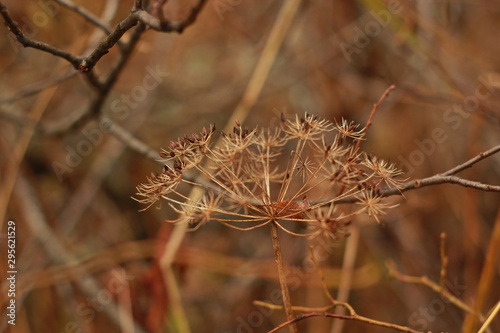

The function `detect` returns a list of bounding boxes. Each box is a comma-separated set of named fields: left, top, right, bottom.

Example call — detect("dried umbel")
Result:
left=135, top=113, right=403, bottom=240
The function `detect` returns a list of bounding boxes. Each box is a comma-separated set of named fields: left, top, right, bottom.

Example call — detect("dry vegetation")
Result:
left=1, top=1, right=500, bottom=333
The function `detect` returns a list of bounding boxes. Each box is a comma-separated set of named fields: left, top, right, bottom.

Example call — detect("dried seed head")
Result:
left=136, top=113, right=401, bottom=235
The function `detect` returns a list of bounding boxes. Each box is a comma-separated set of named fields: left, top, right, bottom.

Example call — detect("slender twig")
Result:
left=309, top=246, right=336, bottom=305
left=255, top=301, right=335, bottom=313
left=478, top=301, right=500, bottom=333
left=259, top=242, right=416, bottom=333
left=43, top=22, right=146, bottom=134
left=79, top=1, right=207, bottom=72
left=463, top=206, right=500, bottom=333
left=395, top=172, right=500, bottom=194
left=133, top=0, right=207, bottom=33
left=0, top=71, right=77, bottom=104
left=334, top=143, right=500, bottom=204
left=1, top=1, right=206, bottom=72
left=54, top=0, right=114, bottom=34
left=439, top=233, right=448, bottom=292
left=267, top=311, right=424, bottom=333
left=330, top=227, right=360, bottom=333
left=77, top=14, right=139, bottom=72
left=354, top=85, right=396, bottom=151
left=386, top=260, right=484, bottom=321
left=104, top=118, right=159, bottom=161
left=0, top=2, right=82, bottom=67
left=270, top=221, right=298, bottom=333
left=442, top=144, right=500, bottom=176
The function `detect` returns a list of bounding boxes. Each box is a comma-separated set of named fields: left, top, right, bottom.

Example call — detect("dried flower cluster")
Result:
left=135, top=113, right=404, bottom=241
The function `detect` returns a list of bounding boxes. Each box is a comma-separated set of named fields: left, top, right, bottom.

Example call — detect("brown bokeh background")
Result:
left=1, top=0, right=500, bottom=332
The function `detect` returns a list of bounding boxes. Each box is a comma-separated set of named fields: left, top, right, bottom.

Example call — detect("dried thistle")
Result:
left=135, top=113, right=403, bottom=238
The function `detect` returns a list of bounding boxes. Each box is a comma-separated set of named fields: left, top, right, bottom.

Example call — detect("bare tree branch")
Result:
left=0, top=71, right=77, bottom=104
left=0, top=2, right=82, bottom=67
left=43, top=23, right=146, bottom=135
left=390, top=144, right=500, bottom=194
left=135, top=0, right=207, bottom=33
left=78, top=0, right=207, bottom=72
left=54, top=0, right=114, bottom=34
left=442, top=144, right=500, bottom=176
left=336, top=144, right=500, bottom=204
left=1, top=0, right=207, bottom=72
left=77, top=14, right=139, bottom=72
left=354, top=85, right=396, bottom=151
left=267, top=311, right=424, bottom=333
left=104, top=118, right=159, bottom=162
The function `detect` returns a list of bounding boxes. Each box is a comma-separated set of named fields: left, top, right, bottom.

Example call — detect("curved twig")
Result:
left=0, top=0, right=207, bottom=72
left=267, top=311, right=424, bottom=333
left=0, top=2, right=82, bottom=67
left=54, top=0, right=114, bottom=34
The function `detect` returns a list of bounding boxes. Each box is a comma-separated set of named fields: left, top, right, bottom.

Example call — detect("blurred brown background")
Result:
left=1, top=0, right=500, bottom=332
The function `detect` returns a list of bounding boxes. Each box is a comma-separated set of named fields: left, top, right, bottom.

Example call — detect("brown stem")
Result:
left=270, top=220, right=297, bottom=333
left=267, top=312, right=425, bottom=333
left=354, top=85, right=396, bottom=151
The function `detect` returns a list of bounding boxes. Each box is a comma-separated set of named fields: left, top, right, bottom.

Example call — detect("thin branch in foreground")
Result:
left=335, top=143, right=500, bottom=204
left=309, top=246, right=337, bottom=305
left=0, top=2, right=82, bottom=67
left=77, top=13, right=139, bottom=72
left=54, top=0, right=114, bottom=34
left=478, top=300, right=500, bottom=333
left=386, top=260, right=484, bottom=321
left=260, top=244, right=421, bottom=333
left=264, top=310, right=424, bottom=333
left=79, top=0, right=207, bottom=72
left=133, top=0, right=207, bottom=33
left=42, top=22, right=146, bottom=135
left=439, top=232, right=448, bottom=292
left=104, top=118, right=159, bottom=162
left=442, top=143, right=500, bottom=176
left=354, top=84, right=396, bottom=151
left=0, top=71, right=77, bottom=104
left=395, top=169, right=500, bottom=194
left=1, top=1, right=207, bottom=72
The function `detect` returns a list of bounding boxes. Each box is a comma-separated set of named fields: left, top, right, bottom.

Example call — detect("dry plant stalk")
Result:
left=135, top=112, right=404, bottom=329
left=256, top=246, right=425, bottom=333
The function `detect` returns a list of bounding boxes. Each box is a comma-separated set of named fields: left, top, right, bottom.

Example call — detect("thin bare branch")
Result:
left=267, top=311, right=424, bottom=333
left=54, top=0, right=114, bottom=34
left=104, top=118, right=160, bottom=162
left=0, top=2, right=82, bottom=67
left=439, top=232, right=448, bottom=292
left=336, top=143, right=500, bottom=204
left=77, top=14, right=139, bottom=72
left=354, top=85, right=396, bottom=151
left=43, top=22, right=146, bottom=135
left=79, top=1, right=207, bottom=72
left=0, top=71, right=77, bottom=104
left=442, top=144, right=500, bottom=176
left=1, top=0, right=206, bottom=73
left=270, top=221, right=298, bottom=333
left=386, top=260, right=484, bottom=321
left=134, top=0, right=207, bottom=33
